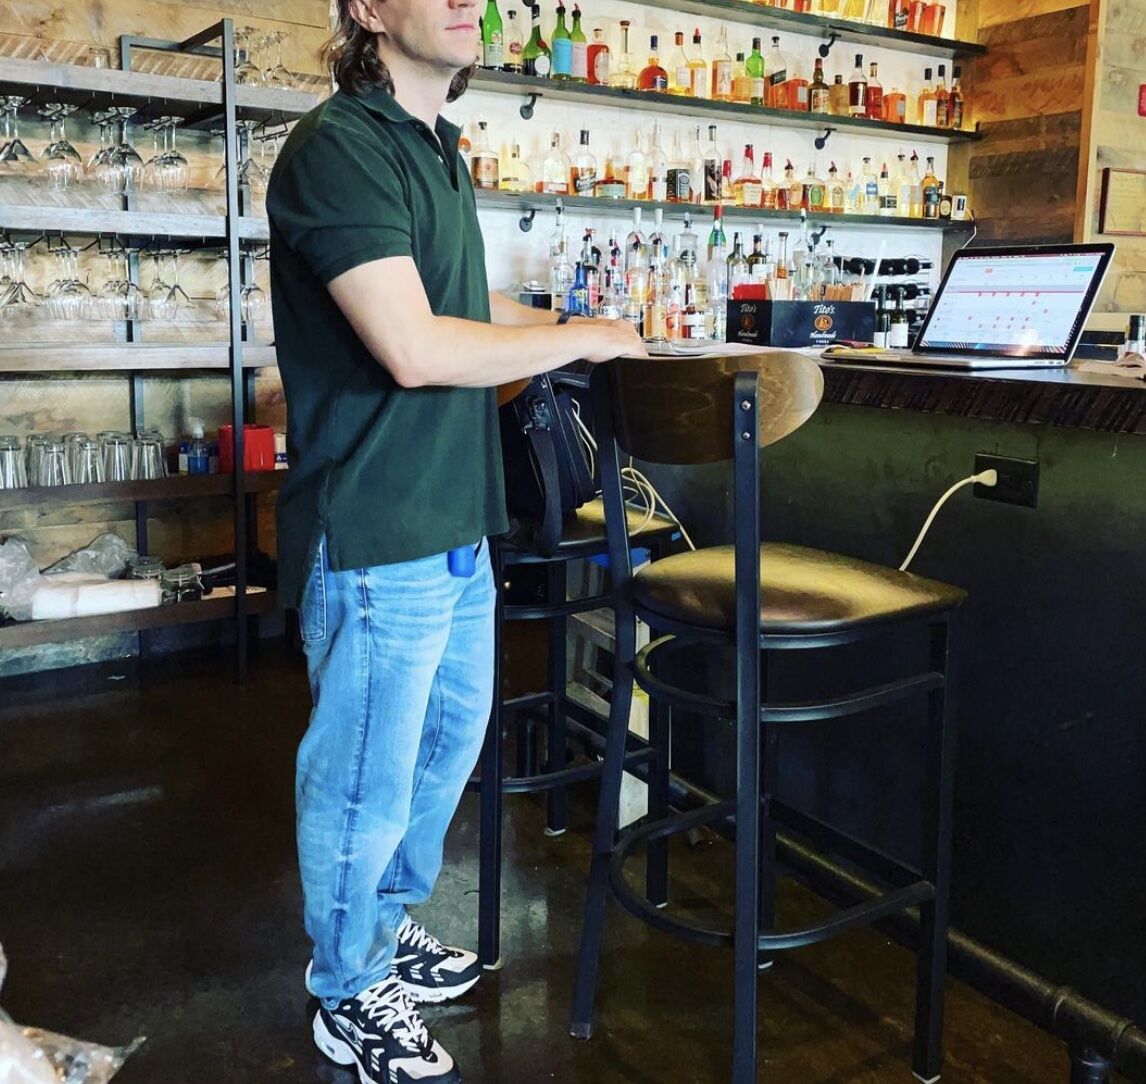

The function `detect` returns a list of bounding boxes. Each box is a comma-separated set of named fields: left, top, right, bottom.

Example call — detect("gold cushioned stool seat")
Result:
left=505, top=498, right=677, bottom=556
left=631, top=542, right=967, bottom=636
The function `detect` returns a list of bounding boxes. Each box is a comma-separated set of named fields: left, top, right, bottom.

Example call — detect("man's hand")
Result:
left=577, top=319, right=648, bottom=362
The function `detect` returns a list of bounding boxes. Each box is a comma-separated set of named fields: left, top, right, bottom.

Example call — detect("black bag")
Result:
left=499, top=369, right=596, bottom=556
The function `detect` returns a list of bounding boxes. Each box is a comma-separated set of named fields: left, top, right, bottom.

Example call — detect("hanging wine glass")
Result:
left=40, top=104, right=84, bottom=193
left=96, top=244, right=143, bottom=321
left=101, top=106, right=144, bottom=194
left=262, top=31, right=290, bottom=87
left=233, top=26, right=262, bottom=85
left=0, top=240, right=41, bottom=327
left=44, top=243, right=92, bottom=320
left=213, top=120, right=269, bottom=195
left=0, top=97, right=38, bottom=174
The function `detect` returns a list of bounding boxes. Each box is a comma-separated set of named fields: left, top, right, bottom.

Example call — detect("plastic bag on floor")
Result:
left=0, top=944, right=144, bottom=1083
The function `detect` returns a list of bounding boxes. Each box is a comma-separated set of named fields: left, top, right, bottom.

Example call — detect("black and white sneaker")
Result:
left=312, top=976, right=461, bottom=1084
left=391, top=917, right=481, bottom=1005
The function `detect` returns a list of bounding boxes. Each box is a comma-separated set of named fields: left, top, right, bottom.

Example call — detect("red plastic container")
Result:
left=218, top=424, right=276, bottom=473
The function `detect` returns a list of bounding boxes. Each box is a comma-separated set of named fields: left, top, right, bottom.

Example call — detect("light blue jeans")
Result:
left=296, top=537, right=495, bottom=1008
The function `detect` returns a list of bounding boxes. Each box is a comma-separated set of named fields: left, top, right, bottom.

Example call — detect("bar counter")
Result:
left=651, top=352, right=1146, bottom=1030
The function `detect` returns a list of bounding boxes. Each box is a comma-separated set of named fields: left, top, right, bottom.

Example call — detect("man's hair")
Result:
left=322, top=0, right=475, bottom=100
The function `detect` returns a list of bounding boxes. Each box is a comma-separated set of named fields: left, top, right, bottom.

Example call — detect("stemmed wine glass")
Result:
left=213, top=120, right=270, bottom=196
left=96, top=243, right=144, bottom=321
left=44, top=243, right=92, bottom=320
left=149, top=249, right=196, bottom=321
left=0, top=240, right=41, bottom=326
left=143, top=117, right=190, bottom=191
left=0, top=97, right=37, bottom=173
left=262, top=31, right=290, bottom=87
left=100, top=107, right=144, bottom=194
left=39, top=104, right=84, bottom=192
left=230, top=26, right=262, bottom=84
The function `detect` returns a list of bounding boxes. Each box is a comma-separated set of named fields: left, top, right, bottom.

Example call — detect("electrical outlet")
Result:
left=974, top=453, right=1039, bottom=508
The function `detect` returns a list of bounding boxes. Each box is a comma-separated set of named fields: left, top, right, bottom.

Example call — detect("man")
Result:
left=267, top=0, right=645, bottom=1081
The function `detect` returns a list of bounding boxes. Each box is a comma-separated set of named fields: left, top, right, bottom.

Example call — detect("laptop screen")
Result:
left=915, top=246, right=1114, bottom=359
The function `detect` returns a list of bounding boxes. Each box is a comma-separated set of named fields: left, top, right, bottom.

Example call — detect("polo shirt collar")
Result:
left=356, top=84, right=462, bottom=145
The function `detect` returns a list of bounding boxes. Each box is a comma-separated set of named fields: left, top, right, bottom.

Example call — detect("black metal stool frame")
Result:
left=477, top=514, right=677, bottom=970
left=570, top=361, right=959, bottom=1084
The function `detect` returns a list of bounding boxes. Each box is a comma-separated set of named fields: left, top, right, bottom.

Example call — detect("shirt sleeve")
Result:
left=267, top=125, right=413, bottom=285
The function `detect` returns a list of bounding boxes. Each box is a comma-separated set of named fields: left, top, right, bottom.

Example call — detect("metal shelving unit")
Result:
left=616, top=0, right=985, bottom=59
left=0, top=23, right=316, bottom=678
left=475, top=188, right=974, bottom=234
left=470, top=70, right=980, bottom=148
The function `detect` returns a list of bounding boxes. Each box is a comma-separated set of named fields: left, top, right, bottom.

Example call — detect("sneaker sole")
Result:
left=306, top=963, right=480, bottom=1005
left=312, top=1012, right=364, bottom=1078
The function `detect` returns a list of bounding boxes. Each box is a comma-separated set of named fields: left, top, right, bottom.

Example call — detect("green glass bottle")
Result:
left=522, top=4, right=551, bottom=78
left=481, top=0, right=504, bottom=70
left=746, top=37, right=766, bottom=106
left=569, top=4, right=588, bottom=83
left=551, top=3, right=573, bottom=80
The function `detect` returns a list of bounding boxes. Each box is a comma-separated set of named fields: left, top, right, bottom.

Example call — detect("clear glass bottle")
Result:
left=828, top=73, right=850, bottom=116
left=748, top=232, right=769, bottom=282
left=638, top=34, right=669, bottom=91
left=678, top=211, right=700, bottom=271
left=731, top=52, right=752, bottom=104
left=848, top=53, right=868, bottom=117
left=706, top=204, right=727, bottom=262
left=540, top=130, right=571, bottom=194
left=625, top=128, right=649, bottom=199
left=549, top=205, right=573, bottom=309
left=688, top=28, right=709, bottom=99
left=878, top=160, right=897, bottom=216
left=587, top=26, right=610, bottom=85
left=918, top=67, right=938, bottom=126
left=609, top=20, right=638, bottom=89
left=766, top=36, right=788, bottom=108
left=668, top=31, right=691, bottom=95
left=710, top=26, right=734, bottom=101
left=761, top=151, right=778, bottom=210
left=647, top=122, right=669, bottom=202
left=503, top=9, right=524, bottom=74
left=810, top=57, right=831, bottom=114
left=571, top=128, right=598, bottom=196
left=733, top=144, right=762, bottom=207
left=703, top=124, right=722, bottom=203
left=727, top=232, right=751, bottom=294
left=935, top=63, right=951, bottom=128
left=861, top=156, right=880, bottom=214
left=667, top=130, right=690, bottom=203
left=500, top=141, right=533, bottom=193
left=883, top=83, right=907, bottom=124
left=866, top=62, right=883, bottom=120
left=469, top=120, right=499, bottom=190
left=624, top=207, right=648, bottom=277
left=950, top=65, right=965, bottom=129
left=827, top=162, right=846, bottom=213
left=689, top=125, right=706, bottom=204
left=921, top=155, right=942, bottom=219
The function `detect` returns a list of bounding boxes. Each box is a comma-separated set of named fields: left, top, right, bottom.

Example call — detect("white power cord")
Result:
left=900, top=469, right=997, bottom=572
left=569, top=401, right=697, bottom=552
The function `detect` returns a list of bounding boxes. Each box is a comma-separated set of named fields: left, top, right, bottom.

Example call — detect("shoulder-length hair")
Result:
left=322, top=1, right=475, bottom=100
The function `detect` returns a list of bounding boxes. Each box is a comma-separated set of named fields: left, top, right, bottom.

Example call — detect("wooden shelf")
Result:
left=470, top=70, right=980, bottom=146
left=0, top=471, right=286, bottom=513
left=0, top=56, right=319, bottom=125
left=475, top=189, right=973, bottom=233
left=0, top=343, right=277, bottom=374
left=619, top=0, right=985, bottom=59
left=0, top=587, right=277, bottom=650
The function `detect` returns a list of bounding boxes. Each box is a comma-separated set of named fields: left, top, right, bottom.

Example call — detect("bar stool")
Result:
left=477, top=498, right=679, bottom=969
left=570, top=352, right=967, bottom=1084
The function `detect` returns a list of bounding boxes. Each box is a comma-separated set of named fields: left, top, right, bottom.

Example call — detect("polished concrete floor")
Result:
left=0, top=645, right=1103, bottom=1083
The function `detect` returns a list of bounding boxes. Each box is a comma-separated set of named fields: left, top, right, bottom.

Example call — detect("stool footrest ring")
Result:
left=607, top=801, right=936, bottom=952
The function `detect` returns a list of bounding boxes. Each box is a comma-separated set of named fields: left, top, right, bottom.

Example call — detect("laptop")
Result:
left=825, top=243, right=1115, bottom=370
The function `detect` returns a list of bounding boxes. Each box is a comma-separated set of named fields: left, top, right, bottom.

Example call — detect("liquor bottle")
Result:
left=848, top=54, right=867, bottom=117
left=905, top=151, right=923, bottom=217
left=761, top=151, right=779, bottom=209
left=470, top=120, right=499, bottom=190
left=688, top=29, right=709, bottom=99
left=679, top=211, right=700, bottom=270
left=598, top=267, right=623, bottom=320
left=540, top=130, right=571, bottom=194
left=766, top=37, right=787, bottom=108
left=845, top=168, right=863, bottom=214
left=688, top=125, right=705, bottom=204
left=907, top=0, right=927, bottom=32
left=950, top=66, right=965, bottom=129
left=638, top=35, right=669, bottom=91
left=706, top=205, right=727, bottom=262
left=776, top=158, right=794, bottom=210
left=775, top=231, right=790, bottom=280
left=667, top=131, right=691, bottom=202
left=646, top=241, right=669, bottom=339
left=748, top=233, right=768, bottom=281
left=720, top=158, right=734, bottom=206
left=827, top=162, right=845, bottom=213
left=829, top=74, right=850, bottom=116
left=626, top=128, right=649, bottom=199
left=883, top=83, right=907, bottom=123
left=587, top=26, right=610, bottom=85
left=648, top=122, right=670, bottom=201
left=549, top=204, right=572, bottom=309
left=624, top=206, right=647, bottom=274
left=731, top=53, right=752, bottom=104
left=703, top=124, right=722, bottom=203
left=921, top=155, right=942, bottom=219
left=935, top=63, right=950, bottom=128
left=733, top=144, right=762, bottom=207
left=877, top=161, right=897, bottom=216
left=649, top=206, right=666, bottom=251
left=569, top=5, right=588, bottom=82
left=746, top=38, right=767, bottom=105
left=711, top=27, right=734, bottom=101
left=889, top=288, right=910, bottom=347
left=810, top=57, right=831, bottom=114
left=609, top=20, right=638, bottom=89
left=668, top=32, right=691, bottom=95
left=481, top=0, right=504, bottom=69
left=803, top=162, right=827, bottom=212
left=503, top=9, right=524, bottom=73
left=918, top=67, right=938, bottom=126
left=861, top=156, right=880, bottom=214
left=566, top=259, right=591, bottom=316
left=866, top=62, right=883, bottom=120
left=522, top=6, right=551, bottom=77
left=571, top=128, right=598, bottom=195
left=727, top=233, right=751, bottom=294
left=786, top=158, right=804, bottom=210
left=500, top=141, right=533, bottom=192
left=551, top=4, right=572, bottom=79
left=680, top=282, right=704, bottom=340
left=888, top=0, right=909, bottom=30
left=600, top=149, right=626, bottom=198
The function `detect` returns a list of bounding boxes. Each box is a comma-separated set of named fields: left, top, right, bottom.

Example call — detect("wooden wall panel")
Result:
left=1082, top=0, right=1146, bottom=315
left=946, top=0, right=1093, bottom=252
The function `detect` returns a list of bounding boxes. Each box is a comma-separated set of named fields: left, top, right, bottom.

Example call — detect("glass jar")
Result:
left=160, top=565, right=204, bottom=605
left=130, top=557, right=166, bottom=581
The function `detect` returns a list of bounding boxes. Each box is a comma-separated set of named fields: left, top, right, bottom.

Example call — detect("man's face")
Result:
left=349, top=0, right=480, bottom=73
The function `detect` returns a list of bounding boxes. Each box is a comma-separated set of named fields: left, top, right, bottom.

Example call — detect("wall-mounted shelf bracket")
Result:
left=818, top=31, right=841, bottom=59
left=519, top=93, right=540, bottom=121
left=518, top=209, right=537, bottom=232
left=814, top=127, right=836, bottom=151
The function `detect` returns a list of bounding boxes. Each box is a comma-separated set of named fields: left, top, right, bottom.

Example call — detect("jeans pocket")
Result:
left=299, top=543, right=327, bottom=643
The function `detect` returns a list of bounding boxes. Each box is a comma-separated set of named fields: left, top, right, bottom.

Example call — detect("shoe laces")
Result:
left=357, top=979, right=430, bottom=1054
left=398, top=917, right=446, bottom=956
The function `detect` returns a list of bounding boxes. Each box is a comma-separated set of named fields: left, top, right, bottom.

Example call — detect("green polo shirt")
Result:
left=267, top=85, right=508, bottom=608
